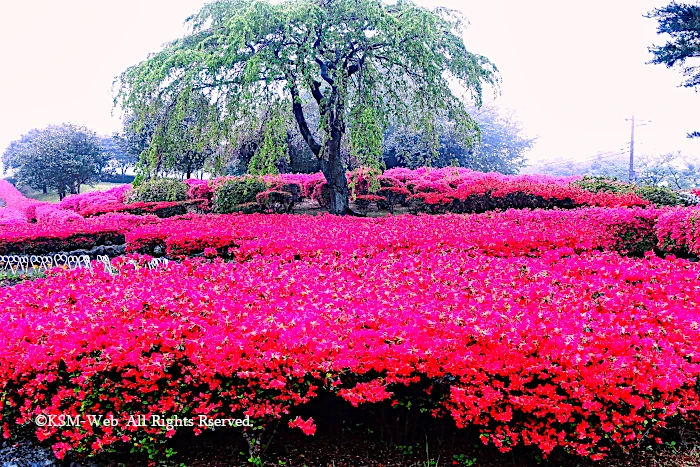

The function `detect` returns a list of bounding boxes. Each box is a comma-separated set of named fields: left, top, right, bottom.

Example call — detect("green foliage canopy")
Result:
left=647, top=2, right=700, bottom=138
left=2, top=124, right=106, bottom=199
left=116, top=0, right=498, bottom=213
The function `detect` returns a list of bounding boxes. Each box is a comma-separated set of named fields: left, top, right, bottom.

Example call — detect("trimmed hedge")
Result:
left=573, top=176, right=693, bottom=207
left=213, top=178, right=268, bottom=214
left=128, top=178, right=189, bottom=203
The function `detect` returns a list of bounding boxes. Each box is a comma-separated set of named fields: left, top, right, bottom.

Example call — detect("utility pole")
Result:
left=625, top=116, right=651, bottom=183
left=629, top=115, right=635, bottom=183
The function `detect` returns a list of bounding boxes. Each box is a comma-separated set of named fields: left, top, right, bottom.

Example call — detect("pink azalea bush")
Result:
left=183, top=179, right=212, bottom=201
left=656, top=206, right=700, bottom=254
left=58, top=185, right=132, bottom=215
left=0, top=207, right=27, bottom=226
left=34, top=205, right=84, bottom=224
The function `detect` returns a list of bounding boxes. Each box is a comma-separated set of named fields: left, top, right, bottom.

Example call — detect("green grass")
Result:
left=19, top=182, right=128, bottom=203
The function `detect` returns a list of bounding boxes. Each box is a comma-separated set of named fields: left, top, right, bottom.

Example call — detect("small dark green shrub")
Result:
left=213, top=178, right=268, bottom=214
left=634, top=185, right=680, bottom=206
left=256, top=190, right=294, bottom=213
left=275, top=182, right=303, bottom=202
left=574, top=176, right=688, bottom=207
left=128, top=178, right=188, bottom=203
left=354, top=194, right=385, bottom=214
left=311, top=182, right=331, bottom=208
left=572, top=176, right=634, bottom=194
left=377, top=187, right=410, bottom=213
left=233, top=202, right=265, bottom=214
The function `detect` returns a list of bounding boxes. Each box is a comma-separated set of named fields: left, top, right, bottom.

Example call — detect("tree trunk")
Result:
left=42, top=185, right=47, bottom=194
left=288, top=77, right=353, bottom=214
left=186, top=166, right=192, bottom=180
left=320, top=117, right=350, bottom=215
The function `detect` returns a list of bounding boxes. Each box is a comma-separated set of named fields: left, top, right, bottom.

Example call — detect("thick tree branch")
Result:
left=287, top=74, right=321, bottom=156
left=315, top=58, right=335, bottom=85
left=192, top=74, right=286, bottom=91
left=309, top=79, right=324, bottom=104
left=347, top=55, right=365, bottom=76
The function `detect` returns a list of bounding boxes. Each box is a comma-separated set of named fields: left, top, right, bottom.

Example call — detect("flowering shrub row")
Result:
left=0, top=214, right=158, bottom=255
left=0, top=168, right=669, bottom=226
left=0, top=182, right=134, bottom=227
left=217, top=168, right=652, bottom=212
left=0, top=180, right=43, bottom=225
left=2, top=250, right=700, bottom=461
left=383, top=168, right=651, bottom=211
left=3, top=176, right=700, bottom=260
left=124, top=208, right=659, bottom=259
left=6, top=203, right=700, bottom=260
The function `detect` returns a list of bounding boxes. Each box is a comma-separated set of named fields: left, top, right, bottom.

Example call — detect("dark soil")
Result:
left=62, top=424, right=700, bottom=467
left=291, top=200, right=411, bottom=217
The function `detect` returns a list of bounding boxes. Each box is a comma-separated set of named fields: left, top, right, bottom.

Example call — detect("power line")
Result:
left=541, top=148, right=629, bottom=166
left=625, top=116, right=651, bottom=183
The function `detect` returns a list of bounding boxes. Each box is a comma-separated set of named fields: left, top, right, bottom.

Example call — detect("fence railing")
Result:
left=95, top=255, right=169, bottom=275
left=0, top=254, right=169, bottom=276
left=0, top=254, right=91, bottom=275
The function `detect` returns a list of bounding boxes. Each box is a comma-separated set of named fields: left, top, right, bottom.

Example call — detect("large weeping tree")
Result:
left=115, top=0, right=498, bottom=214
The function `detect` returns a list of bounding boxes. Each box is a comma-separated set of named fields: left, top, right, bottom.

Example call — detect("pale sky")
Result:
left=1, top=0, right=698, bottom=166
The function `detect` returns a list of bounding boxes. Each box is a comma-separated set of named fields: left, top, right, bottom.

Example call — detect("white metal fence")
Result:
left=0, top=254, right=169, bottom=276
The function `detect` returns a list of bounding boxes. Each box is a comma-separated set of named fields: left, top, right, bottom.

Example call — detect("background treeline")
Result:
left=2, top=102, right=535, bottom=199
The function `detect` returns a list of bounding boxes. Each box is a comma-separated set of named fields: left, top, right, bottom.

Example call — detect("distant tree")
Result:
left=121, top=112, right=153, bottom=167
left=2, top=129, right=46, bottom=192
left=2, top=124, right=107, bottom=199
left=587, top=157, right=630, bottom=180
left=384, top=105, right=534, bottom=174
left=116, top=0, right=498, bottom=214
left=121, top=92, right=217, bottom=180
left=467, top=106, right=535, bottom=173
left=523, top=153, right=629, bottom=179
left=647, top=2, right=700, bottom=138
left=637, top=151, right=700, bottom=188
left=100, top=133, right=136, bottom=176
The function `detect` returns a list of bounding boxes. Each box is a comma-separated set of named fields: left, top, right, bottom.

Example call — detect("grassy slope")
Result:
left=17, top=182, right=126, bottom=203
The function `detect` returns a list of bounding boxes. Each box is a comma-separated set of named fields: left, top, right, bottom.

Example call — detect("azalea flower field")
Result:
left=2, top=169, right=700, bottom=464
